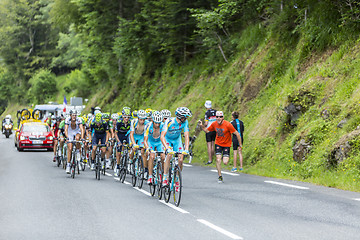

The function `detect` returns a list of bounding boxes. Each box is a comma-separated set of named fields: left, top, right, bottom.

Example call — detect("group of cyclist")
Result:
left=48, top=106, right=192, bottom=186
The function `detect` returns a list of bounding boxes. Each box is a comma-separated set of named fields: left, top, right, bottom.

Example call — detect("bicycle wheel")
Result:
left=173, top=166, right=182, bottom=207
left=164, top=185, right=171, bottom=203
left=57, top=156, right=61, bottom=167
left=119, top=155, right=127, bottom=183
left=156, top=162, right=163, bottom=200
left=131, top=160, right=136, bottom=187
left=77, top=160, right=80, bottom=174
left=137, top=156, right=144, bottom=189
left=71, top=158, right=75, bottom=179
left=149, top=168, right=156, bottom=197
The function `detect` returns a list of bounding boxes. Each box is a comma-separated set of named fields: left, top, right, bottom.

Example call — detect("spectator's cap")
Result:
left=216, top=111, right=224, bottom=117
left=205, top=100, right=212, bottom=108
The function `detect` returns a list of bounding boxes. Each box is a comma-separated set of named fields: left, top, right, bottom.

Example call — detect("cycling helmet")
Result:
left=56, top=117, right=61, bottom=122
left=51, top=115, right=56, bottom=120
left=175, top=107, right=192, bottom=119
left=145, top=108, right=152, bottom=117
left=95, top=113, right=102, bottom=123
left=87, top=113, right=93, bottom=119
left=111, top=113, right=119, bottom=120
left=69, top=110, right=76, bottom=115
left=5, top=115, right=11, bottom=119
left=122, top=107, right=131, bottom=116
left=102, top=113, right=110, bottom=121
left=160, top=109, right=171, bottom=118
left=132, top=110, right=138, bottom=118
left=94, top=109, right=101, bottom=115
left=94, top=106, right=101, bottom=111
left=137, top=109, right=147, bottom=119
left=152, top=111, right=163, bottom=124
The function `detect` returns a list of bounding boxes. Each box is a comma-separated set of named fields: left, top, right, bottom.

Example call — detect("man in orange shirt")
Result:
left=199, top=111, right=242, bottom=183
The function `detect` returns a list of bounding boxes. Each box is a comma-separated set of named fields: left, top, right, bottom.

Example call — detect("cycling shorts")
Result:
left=148, top=140, right=165, bottom=153
left=165, top=136, right=183, bottom=153
left=133, top=134, right=145, bottom=148
left=206, top=131, right=216, bottom=142
left=215, top=144, right=230, bottom=157
left=92, top=133, right=106, bottom=146
left=68, top=128, right=81, bottom=141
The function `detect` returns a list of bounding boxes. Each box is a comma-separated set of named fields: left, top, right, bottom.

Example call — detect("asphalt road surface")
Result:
left=1, top=134, right=360, bottom=240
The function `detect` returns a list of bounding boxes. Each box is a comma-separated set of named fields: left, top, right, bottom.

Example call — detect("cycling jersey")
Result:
left=52, top=123, right=59, bottom=138
left=145, top=122, right=164, bottom=152
left=163, top=117, right=189, bottom=140
left=90, top=120, right=109, bottom=135
left=115, top=120, right=130, bottom=143
left=163, top=117, right=189, bottom=152
left=58, top=120, right=66, bottom=136
left=65, top=116, right=83, bottom=140
left=130, top=119, right=149, bottom=147
left=205, top=109, right=217, bottom=127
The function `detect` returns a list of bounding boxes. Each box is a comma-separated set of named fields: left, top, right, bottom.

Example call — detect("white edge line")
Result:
left=133, top=187, right=151, bottom=197
left=124, top=181, right=131, bottom=185
left=353, top=198, right=360, bottom=201
left=159, top=200, right=189, bottom=214
left=210, top=170, right=239, bottom=176
left=183, top=164, right=193, bottom=167
left=105, top=172, right=113, bottom=177
left=197, top=219, right=243, bottom=240
left=265, top=181, right=309, bottom=190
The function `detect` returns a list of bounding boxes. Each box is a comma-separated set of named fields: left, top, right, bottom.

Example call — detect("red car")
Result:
left=15, top=121, right=54, bottom=151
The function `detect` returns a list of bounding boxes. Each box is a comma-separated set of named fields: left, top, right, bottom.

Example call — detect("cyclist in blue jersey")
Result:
left=144, top=111, right=165, bottom=185
left=89, top=113, right=109, bottom=170
left=129, top=109, right=149, bottom=174
left=160, top=107, right=192, bottom=186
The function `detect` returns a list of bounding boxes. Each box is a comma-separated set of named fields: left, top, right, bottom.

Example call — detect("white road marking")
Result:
left=183, top=164, right=192, bottom=167
left=105, top=172, right=113, bottom=177
left=353, top=198, right=360, bottom=201
left=159, top=200, right=189, bottom=214
left=265, top=181, right=309, bottom=190
left=114, top=177, right=120, bottom=181
left=124, top=181, right=131, bottom=185
left=197, top=219, right=243, bottom=240
left=133, top=187, right=151, bottom=197
left=211, top=170, right=239, bottom=176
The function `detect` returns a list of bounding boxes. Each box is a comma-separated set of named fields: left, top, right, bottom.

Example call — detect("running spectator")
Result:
left=204, top=100, right=217, bottom=165
left=199, top=111, right=242, bottom=183
left=230, top=112, right=244, bottom=172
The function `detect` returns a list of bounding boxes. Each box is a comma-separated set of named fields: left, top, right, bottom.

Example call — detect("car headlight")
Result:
left=20, top=136, right=26, bottom=140
left=48, top=136, right=53, bottom=140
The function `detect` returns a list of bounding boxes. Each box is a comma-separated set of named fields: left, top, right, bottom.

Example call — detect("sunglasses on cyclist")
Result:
left=216, top=116, right=223, bottom=118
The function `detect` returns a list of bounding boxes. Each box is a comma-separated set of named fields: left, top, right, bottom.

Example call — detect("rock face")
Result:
left=329, top=129, right=360, bottom=165
left=292, top=139, right=312, bottom=163
left=284, top=103, right=302, bottom=126
left=337, top=119, right=348, bottom=128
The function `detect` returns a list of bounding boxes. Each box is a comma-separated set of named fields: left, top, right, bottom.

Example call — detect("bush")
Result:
left=29, top=69, right=57, bottom=104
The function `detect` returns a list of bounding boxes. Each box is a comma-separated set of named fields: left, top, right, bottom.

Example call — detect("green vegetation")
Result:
left=2, top=0, right=360, bottom=191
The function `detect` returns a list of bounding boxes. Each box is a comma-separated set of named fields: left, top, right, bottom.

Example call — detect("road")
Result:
left=1, top=134, right=360, bottom=240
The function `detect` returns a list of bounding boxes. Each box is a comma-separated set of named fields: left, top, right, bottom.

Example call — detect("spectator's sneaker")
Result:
left=218, top=176, right=223, bottom=183
left=147, top=176, right=153, bottom=185
left=162, top=179, right=169, bottom=187
left=231, top=167, right=237, bottom=172
left=239, top=168, right=243, bottom=171
left=205, top=161, right=213, bottom=165
left=66, top=163, right=71, bottom=174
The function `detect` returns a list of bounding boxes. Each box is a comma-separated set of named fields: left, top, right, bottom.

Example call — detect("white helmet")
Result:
left=111, top=113, right=119, bottom=120
left=5, top=115, right=11, bottom=119
left=94, top=109, right=101, bottom=115
left=160, top=109, right=171, bottom=118
left=137, top=110, right=147, bottom=119
left=152, top=111, right=163, bottom=123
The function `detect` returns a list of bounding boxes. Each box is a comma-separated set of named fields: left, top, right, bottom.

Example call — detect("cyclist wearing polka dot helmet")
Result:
left=160, top=107, right=192, bottom=187
left=129, top=109, right=149, bottom=172
left=144, top=111, right=165, bottom=185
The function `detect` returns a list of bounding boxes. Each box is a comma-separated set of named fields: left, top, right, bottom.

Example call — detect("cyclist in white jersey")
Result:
left=64, top=110, right=85, bottom=174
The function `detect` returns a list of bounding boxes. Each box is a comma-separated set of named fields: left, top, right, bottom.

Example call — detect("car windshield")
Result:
left=22, top=124, right=49, bottom=133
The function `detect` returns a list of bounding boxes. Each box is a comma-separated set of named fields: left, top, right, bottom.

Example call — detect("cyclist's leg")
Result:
left=173, top=137, right=184, bottom=171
